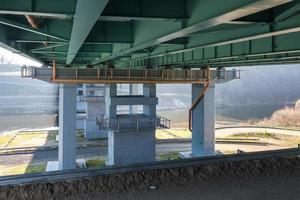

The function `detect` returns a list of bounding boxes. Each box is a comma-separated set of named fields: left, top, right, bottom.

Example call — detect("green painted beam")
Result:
left=98, top=16, right=186, bottom=22
left=0, top=10, right=186, bottom=22
left=66, top=0, right=109, bottom=64
left=0, top=10, right=72, bottom=19
left=30, top=43, right=69, bottom=52
left=92, top=0, right=293, bottom=64
left=0, top=17, right=68, bottom=41
left=275, top=1, right=300, bottom=22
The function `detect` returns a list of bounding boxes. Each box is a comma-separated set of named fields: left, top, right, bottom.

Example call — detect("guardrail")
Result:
left=96, top=114, right=170, bottom=132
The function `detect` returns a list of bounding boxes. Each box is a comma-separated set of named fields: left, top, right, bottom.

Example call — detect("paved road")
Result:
left=0, top=143, right=192, bottom=166
left=0, top=142, right=290, bottom=166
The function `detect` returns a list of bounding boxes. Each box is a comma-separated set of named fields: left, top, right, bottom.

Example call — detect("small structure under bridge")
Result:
left=22, top=66, right=239, bottom=167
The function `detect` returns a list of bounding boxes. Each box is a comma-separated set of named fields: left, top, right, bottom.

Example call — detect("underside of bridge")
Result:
left=1, top=2, right=300, bottom=199
left=0, top=0, right=300, bottom=68
left=0, top=0, right=300, bottom=172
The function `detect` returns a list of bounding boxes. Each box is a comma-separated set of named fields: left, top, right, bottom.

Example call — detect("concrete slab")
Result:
left=179, top=150, right=222, bottom=159
left=46, top=159, right=87, bottom=172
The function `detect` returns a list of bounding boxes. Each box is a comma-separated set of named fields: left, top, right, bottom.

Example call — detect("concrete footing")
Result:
left=107, top=130, right=156, bottom=165
left=46, top=159, right=86, bottom=172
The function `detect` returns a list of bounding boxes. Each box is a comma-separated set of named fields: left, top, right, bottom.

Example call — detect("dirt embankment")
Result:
left=0, top=157, right=299, bottom=200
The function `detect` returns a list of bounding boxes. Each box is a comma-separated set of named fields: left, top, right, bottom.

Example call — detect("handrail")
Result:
left=21, top=66, right=240, bottom=83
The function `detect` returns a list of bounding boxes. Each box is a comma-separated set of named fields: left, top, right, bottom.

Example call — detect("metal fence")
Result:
left=21, top=66, right=240, bottom=82
left=96, top=114, right=170, bottom=132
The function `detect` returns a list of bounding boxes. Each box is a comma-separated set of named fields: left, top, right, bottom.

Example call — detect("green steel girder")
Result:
left=275, top=1, right=300, bottom=21
left=0, top=17, right=68, bottom=41
left=66, top=0, right=109, bottom=64
left=1, top=0, right=300, bottom=67
left=0, top=0, right=186, bottom=20
left=122, top=16, right=300, bottom=68
left=92, top=0, right=293, bottom=65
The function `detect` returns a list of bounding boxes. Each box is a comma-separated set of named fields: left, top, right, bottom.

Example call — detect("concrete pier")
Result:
left=58, top=84, right=77, bottom=170
left=83, top=84, right=106, bottom=139
left=106, top=84, right=157, bottom=165
left=191, top=83, right=215, bottom=157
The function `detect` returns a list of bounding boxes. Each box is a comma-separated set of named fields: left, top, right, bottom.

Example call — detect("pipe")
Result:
left=188, top=67, right=210, bottom=131
left=25, top=15, right=47, bottom=46
left=52, top=60, right=56, bottom=81
left=25, top=15, right=39, bottom=29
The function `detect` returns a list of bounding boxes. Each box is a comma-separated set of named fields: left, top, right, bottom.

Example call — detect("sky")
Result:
left=0, top=47, right=42, bottom=66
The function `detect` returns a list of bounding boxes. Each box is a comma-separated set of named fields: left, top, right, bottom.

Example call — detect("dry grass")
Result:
left=156, top=129, right=191, bottom=139
left=0, top=135, right=14, bottom=148
left=258, top=106, right=300, bottom=128
left=0, top=163, right=46, bottom=176
left=8, top=132, right=48, bottom=148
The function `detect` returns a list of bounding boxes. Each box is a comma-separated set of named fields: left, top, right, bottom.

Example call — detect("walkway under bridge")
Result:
left=21, top=66, right=240, bottom=84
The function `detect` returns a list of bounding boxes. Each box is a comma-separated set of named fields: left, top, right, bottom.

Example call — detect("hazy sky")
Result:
left=0, top=47, right=41, bottom=66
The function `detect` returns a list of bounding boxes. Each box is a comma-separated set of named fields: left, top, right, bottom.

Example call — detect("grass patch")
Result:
left=86, top=159, right=106, bottom=168
left=230, top=131, right=278, bottom=139
left=156, top=129, right=191, bottom=140
left=157, top=152, right=180, bottom=161
left=0, top=163, right=46, bottom=176
left=25, top=163, right=46, bottom=174
left=0, top=135, right=14, bottom=148
left=77, top=130, right=85, bottom=142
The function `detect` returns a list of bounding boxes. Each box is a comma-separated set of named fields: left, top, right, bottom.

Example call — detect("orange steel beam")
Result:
left=51, top=79, right=210, bottom=84
left=188, top=67, right=210, bottom=131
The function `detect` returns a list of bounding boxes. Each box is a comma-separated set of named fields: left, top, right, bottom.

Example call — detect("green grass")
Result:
left=230, top=131, right=278, bottom=139
left=77, top=130, right=85, bottom=142
left=25, top=163, right=46, bottom=174
left=85, top=159, right=106, bottom=168
left=157, top=152, right=180, bottom=161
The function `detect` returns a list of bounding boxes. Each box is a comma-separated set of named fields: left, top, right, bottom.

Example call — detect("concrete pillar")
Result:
left=58, top=84, right=77, bottom=170
left=105, top=84, right=117, bottom=118
left=83, top=84, right=106, bottom=139
left=129, top=84, right=138, bottom=114
left=191, top=83, right=215, bottom=157
left=107, top=83, right=157, bottom=165
left=143, top=84, right=156, bottom=117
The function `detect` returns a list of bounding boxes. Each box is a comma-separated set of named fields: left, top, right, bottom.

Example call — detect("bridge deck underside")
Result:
left=1, top=0, right=300, bottom=68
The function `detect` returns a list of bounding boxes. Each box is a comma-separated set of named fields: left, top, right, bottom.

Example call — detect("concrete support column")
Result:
left=83, top=84, right=106, bottom=139
left=143, top=84, right=156, bottom=117
left=105, top=84, right=117, bottom=118
left=129, top=84, right=138, bottom=114
left=191, top=83, right=215, bottom=157
left=58, top=84, right=77, bottom=170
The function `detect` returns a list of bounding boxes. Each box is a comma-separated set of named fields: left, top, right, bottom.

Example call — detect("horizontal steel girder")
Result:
left=122, top=14, right=300, bottom=67
left=92, top=0, right=293, bottom=64
left=0, top=17, right=68, bottom=41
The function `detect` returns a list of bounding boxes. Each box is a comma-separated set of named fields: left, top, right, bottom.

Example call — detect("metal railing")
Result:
left=21, top=66, right=240, bottom=83
left=96, top=114, right=170, bottom=132
left=157, top=115, right=171, bottom=129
